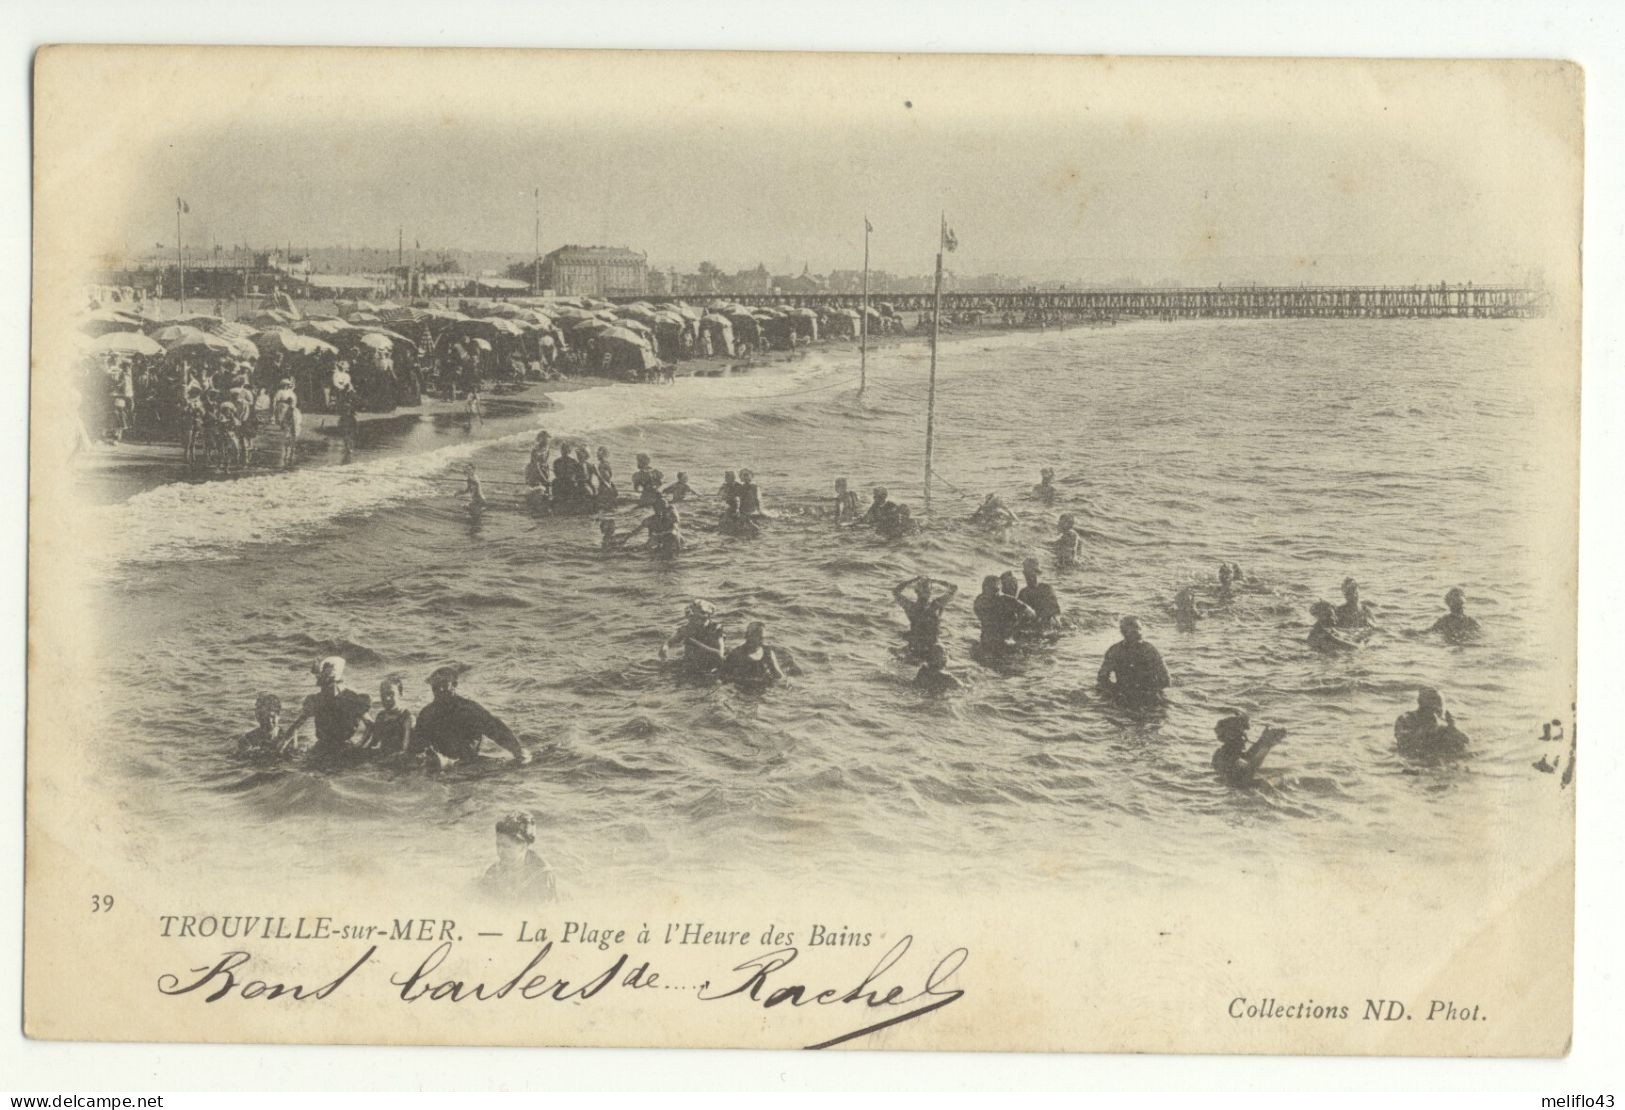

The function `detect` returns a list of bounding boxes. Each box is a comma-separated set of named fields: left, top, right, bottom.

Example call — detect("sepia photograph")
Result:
left=19, top=38, right=1590, bottom=1070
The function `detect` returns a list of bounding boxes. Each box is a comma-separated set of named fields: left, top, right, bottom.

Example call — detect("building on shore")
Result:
left=541, top=245, right=649, bottom=297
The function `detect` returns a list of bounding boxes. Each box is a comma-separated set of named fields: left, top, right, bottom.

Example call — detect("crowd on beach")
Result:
left=74, top=292, right=917, bottom=471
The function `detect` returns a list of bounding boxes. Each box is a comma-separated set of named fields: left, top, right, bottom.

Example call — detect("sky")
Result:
left=63, top=50, right=1581, bottom=287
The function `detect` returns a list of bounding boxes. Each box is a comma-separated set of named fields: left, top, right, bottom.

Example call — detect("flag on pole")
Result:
left=865, top=216, right=873, bottom=233
left=942, top=219, right=958, bottom=253
left=415, top=239, right=421, bottom=250
left=176, top=197, right=189, bottom=214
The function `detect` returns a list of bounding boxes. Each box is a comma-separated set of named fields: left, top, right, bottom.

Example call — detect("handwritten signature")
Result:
left=155, top=934, right=968, bottom=1049
left=698, top=935, right=969, bottom=1049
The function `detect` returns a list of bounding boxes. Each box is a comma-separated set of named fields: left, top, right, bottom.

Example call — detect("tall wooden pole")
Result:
left=925, top=213, right=943, bottom=517
left=859, top=216, right=870, bottom=395
left=533, top=187, right=541, bottom=294
left=176, top=203, right=186, bottom=313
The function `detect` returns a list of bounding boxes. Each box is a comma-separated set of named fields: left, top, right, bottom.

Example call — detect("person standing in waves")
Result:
left=1096, top=616, right=1171, bottom=707
left=892, top=574, right=958, bottom=660
left=276, top=656, right=373, bottom=762
left=413, top=665, right=530, bottom=770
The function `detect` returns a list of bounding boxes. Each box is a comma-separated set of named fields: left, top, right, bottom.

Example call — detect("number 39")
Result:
left=91, top=894, right=114, bottom=912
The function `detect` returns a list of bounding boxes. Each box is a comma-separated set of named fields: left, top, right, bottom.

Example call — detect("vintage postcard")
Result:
left=26, top=47, right=1580, bottom=1054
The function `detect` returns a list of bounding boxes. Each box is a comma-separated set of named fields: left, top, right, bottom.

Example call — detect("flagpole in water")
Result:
left=860, top=215, right=871, bottom=396
left=925, top=212, right=944, bottom=517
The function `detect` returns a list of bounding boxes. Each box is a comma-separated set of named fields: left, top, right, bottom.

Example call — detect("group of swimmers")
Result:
left=238, top=657, right=530, bottom=771
left=254, top=449, right=1502, bottom=798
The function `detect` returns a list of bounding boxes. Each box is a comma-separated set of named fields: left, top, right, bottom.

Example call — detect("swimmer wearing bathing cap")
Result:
left=415, top=665, right=529, bottom=769
left=1211, top=710, right=1287, bottom=787
left=275, top=656, right=373, bottom=758
left=659, top=599, right=727, bottom=672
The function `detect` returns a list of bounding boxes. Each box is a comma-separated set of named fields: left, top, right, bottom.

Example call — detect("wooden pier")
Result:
left=668, top=284, right=1545, bottom=320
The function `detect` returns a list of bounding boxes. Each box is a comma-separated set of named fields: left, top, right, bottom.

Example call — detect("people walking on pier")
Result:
left=1096, top=617, right=1170, bottom=707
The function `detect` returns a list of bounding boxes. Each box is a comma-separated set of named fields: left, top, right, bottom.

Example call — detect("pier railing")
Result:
left=646, top=284, right=1546, bottom=319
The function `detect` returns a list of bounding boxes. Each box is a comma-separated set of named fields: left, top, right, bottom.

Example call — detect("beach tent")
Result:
left=254, top=328, right=337, bottom=356
left=148, top=324, right=211, bottom=347
left=79, top=308, right=146, bottom=336
left=89, top=331, right=163, bottom=356
left=700, top=313, right=735, bottom=357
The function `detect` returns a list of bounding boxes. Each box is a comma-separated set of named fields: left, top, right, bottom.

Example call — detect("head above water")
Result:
left=1445, top=587, right=1465, bottom=613
left=980, top=575, right=1000, bottom=596
left=495, top=812, right=536, bottom=845
left=1058, top=513, right=1076, bottom=532
left=835, top=477, right=848, bottom=492
left=872, top=486, right=888, bottom=504
left=723, top=470, right=737, bottom=483
left=744, top=621, right=766, bottom=646
left=1417, top=686, right=1444, bottom=713
left=427, top=665, right=461, bottom=695
left=1342, top=577, right=1360, bottom=601
left=1310, top=600, right=1335, bottom=623
left=739, top=468, right=754, bottom=483
left=597, top=446, right=610, bottom=460
left=1119, top=616, right=1143, bottom=642
left=313, top=656, right=346, bottom=688
left=636, top=453, right=650, bottom=466
left=1219, top=563, right=1233, bottom=585
left=1040, top=467, right=1054, bottom=482
left=1000, top=571, right=1020, bottom=595
left=1215, top=711, right=1251, bottom=745
left=676, top=471, right=688, bottom=482
left=1023, top=556, right=1041, bottom=583
left=685, top=599, right=716, bottom=620
left=598, top=518, right=617, bottom=536
left=254, top=693, right=282, bottom=725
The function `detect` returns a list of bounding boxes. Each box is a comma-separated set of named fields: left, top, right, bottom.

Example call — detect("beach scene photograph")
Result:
left=23, top=47, right=1583, bottom=1055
